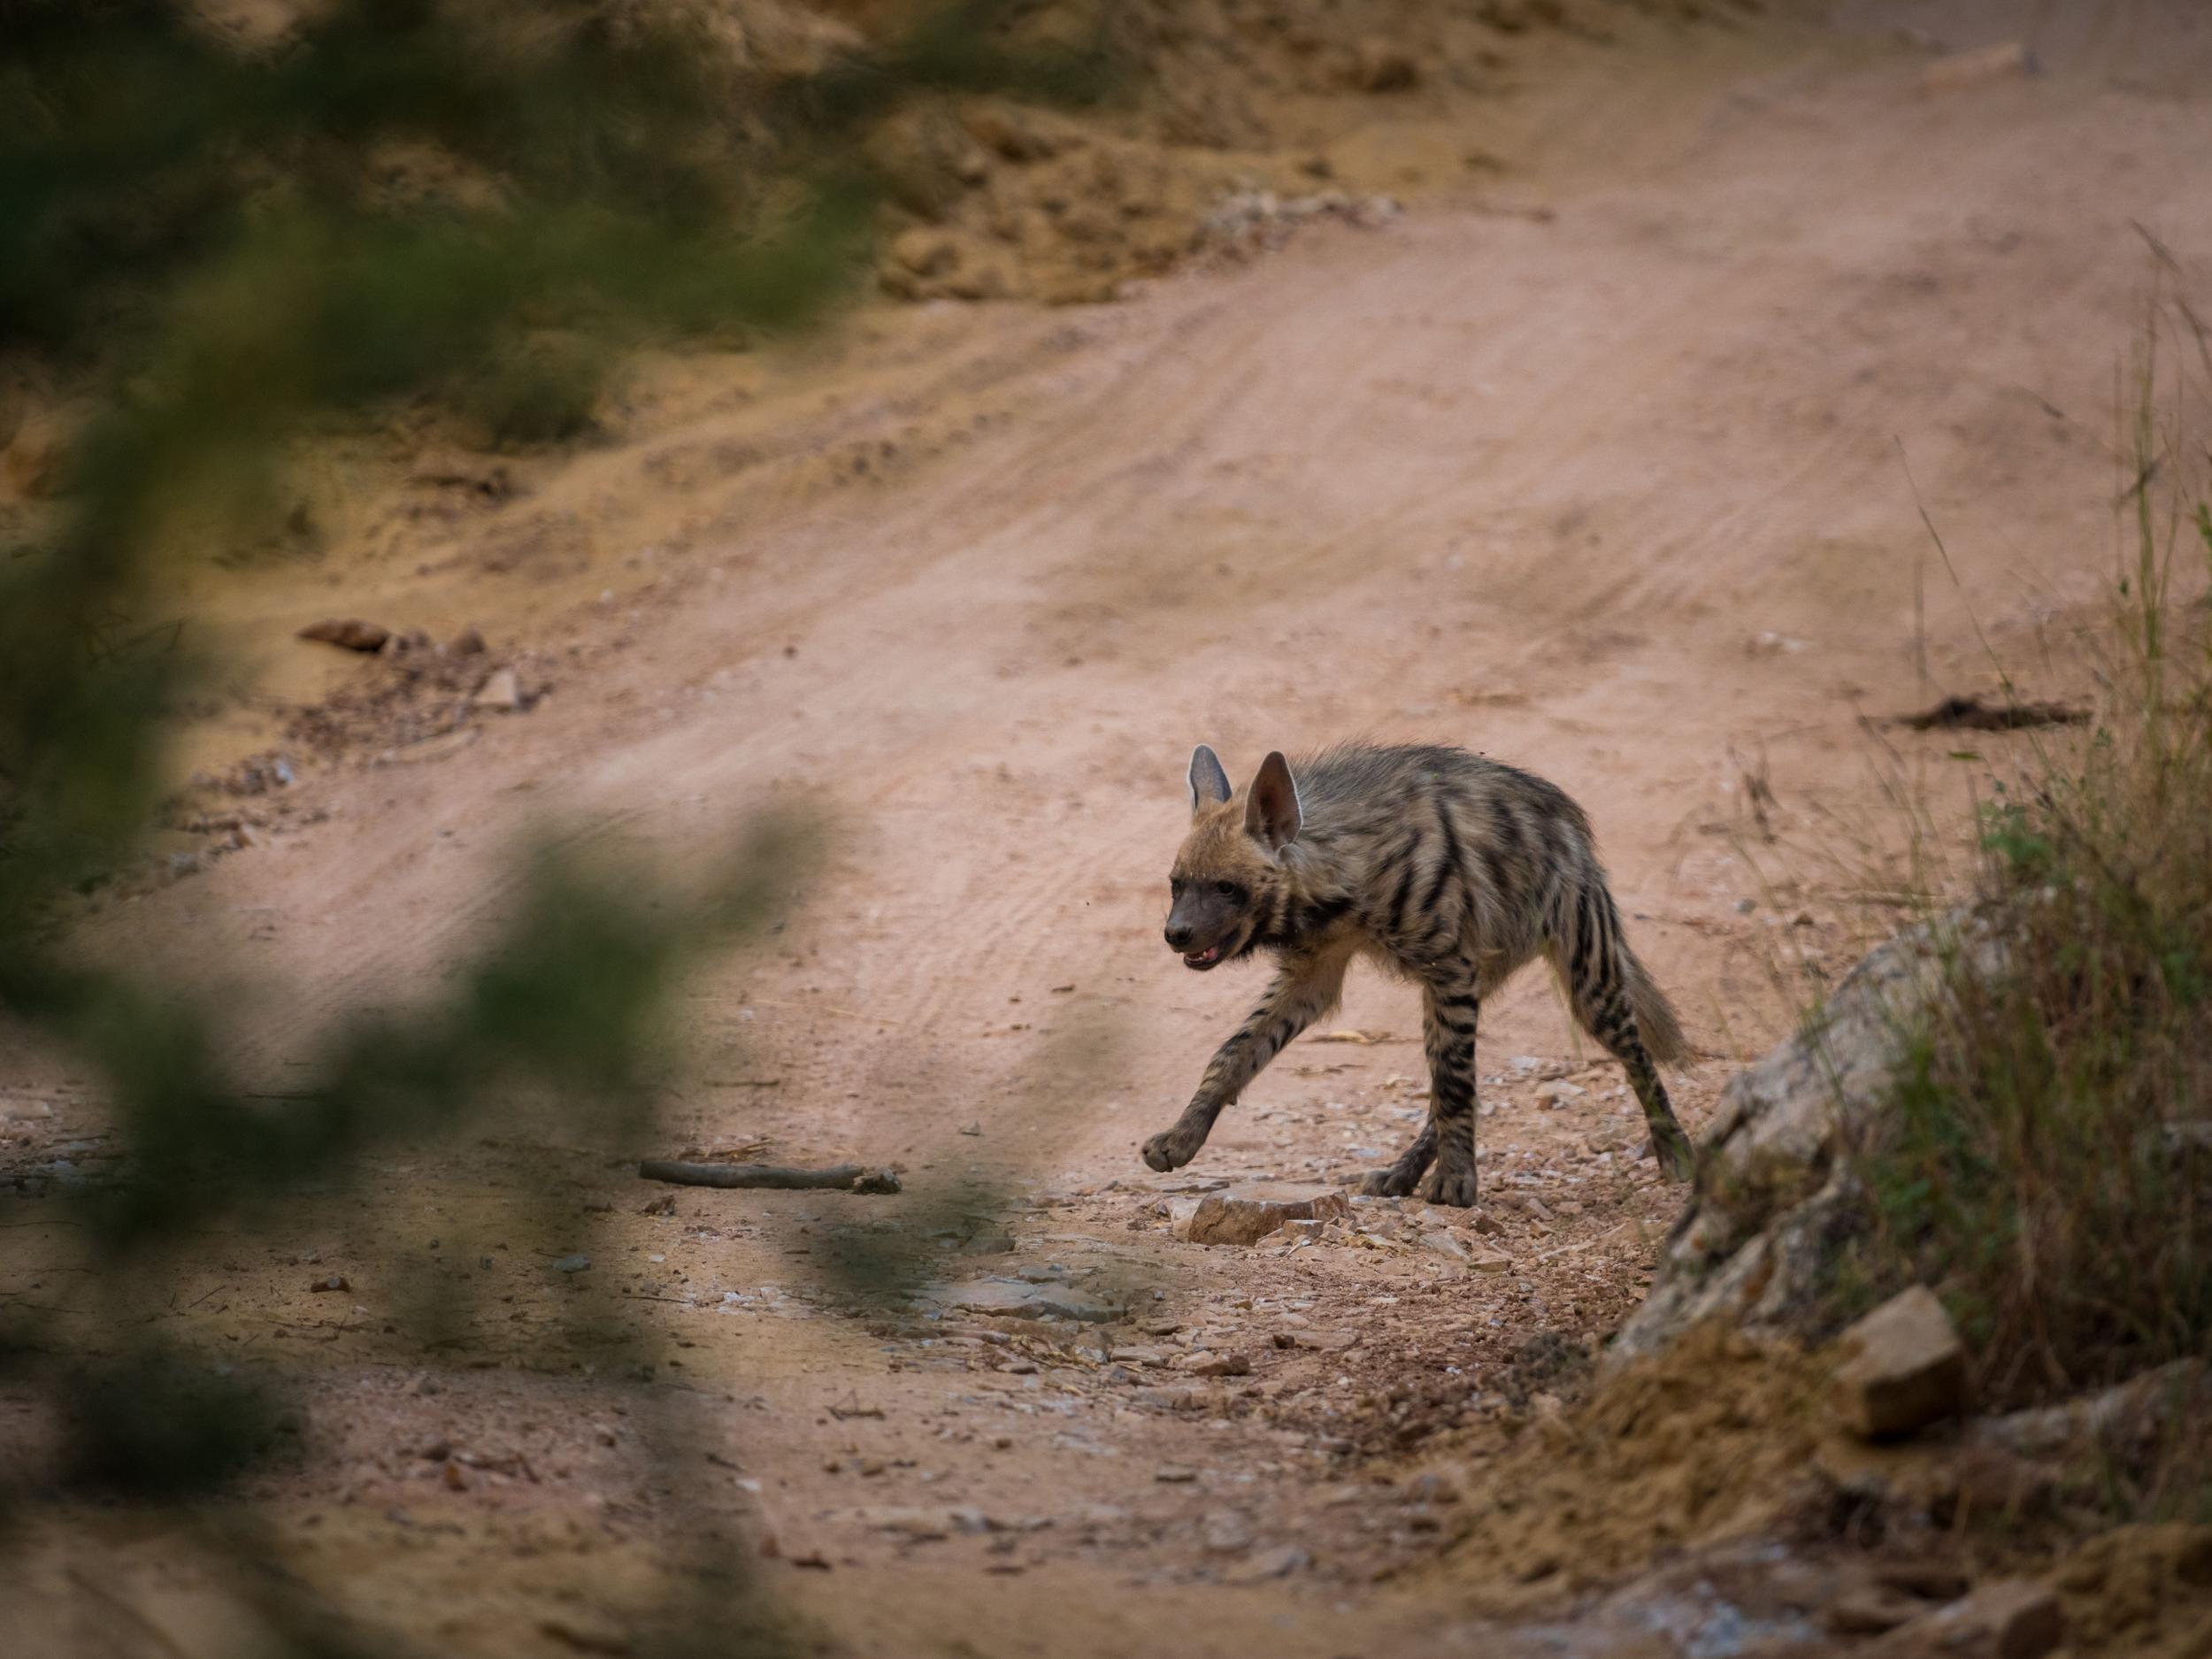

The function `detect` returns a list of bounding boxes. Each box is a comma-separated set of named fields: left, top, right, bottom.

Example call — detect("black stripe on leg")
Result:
left=1425, top=1057, right=1478, bottom=1110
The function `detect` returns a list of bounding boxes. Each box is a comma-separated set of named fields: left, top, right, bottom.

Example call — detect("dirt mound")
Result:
left=845, top=0, right=1557, bottom=305
left=1430, top=1325, right=1832, bottom=1607
left=846, top=0, right=1626, bottom=304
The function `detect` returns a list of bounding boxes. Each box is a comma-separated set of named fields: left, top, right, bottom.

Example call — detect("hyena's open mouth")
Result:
left=1182, top=944, right=1225, bottom=970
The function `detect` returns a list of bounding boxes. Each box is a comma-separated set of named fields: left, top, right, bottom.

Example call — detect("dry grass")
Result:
left=1839, top=293, right=2212, bottom=1410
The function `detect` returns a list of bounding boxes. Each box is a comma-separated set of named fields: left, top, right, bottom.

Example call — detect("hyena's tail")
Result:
left=1618, top=937, right=1688, bottom=1064
left=1549, top=873, right=1689, bottom=1065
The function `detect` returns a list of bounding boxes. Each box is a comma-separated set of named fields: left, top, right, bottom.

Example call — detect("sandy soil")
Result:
left=11, top=3, right=2212, bottom=1655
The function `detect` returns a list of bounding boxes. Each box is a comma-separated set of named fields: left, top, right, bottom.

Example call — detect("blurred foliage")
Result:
left=0, top=0, right=1102, bottom=1643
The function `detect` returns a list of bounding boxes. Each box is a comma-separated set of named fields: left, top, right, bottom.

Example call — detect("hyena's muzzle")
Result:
left=1164, top=886, right=1248, bottom=972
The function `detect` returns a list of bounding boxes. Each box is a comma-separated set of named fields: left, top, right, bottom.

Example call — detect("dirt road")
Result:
left=14, top=4, right=2212, bottom=1655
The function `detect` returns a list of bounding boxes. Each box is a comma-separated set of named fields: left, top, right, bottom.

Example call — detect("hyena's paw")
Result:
left=1648, top=1120, right=1698, bottom=1184
left=1361, top=1164, right=1424, bottom=1198
left=1141, top=1124, right=1204, bottom=1173
left=1425, top=1165, right=1482, bottom=1209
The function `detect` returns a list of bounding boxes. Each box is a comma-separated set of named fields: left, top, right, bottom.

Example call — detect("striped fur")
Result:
left=1148, top=742, right=1693, bottom=1205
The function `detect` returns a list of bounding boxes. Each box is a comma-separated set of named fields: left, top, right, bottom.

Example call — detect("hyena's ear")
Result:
left=1187, top=744, right=1233, bottom=816
left=1244, top=750, right=1302, bottom=851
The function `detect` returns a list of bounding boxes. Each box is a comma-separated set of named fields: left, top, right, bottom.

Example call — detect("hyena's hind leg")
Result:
left=1555, top=885, right=1695, bottom=1180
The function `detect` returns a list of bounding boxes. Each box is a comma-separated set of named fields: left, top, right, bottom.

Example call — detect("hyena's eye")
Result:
left=1215, top=880, right=1240, bottom=899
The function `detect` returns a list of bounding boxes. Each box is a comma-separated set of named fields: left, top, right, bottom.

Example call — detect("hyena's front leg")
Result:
left=1359, top=1118, right=1437, bottom=1199
left=1417, top=964, right=1483, bottom=1207
left=1142, top=950, right=1349, bottom=1173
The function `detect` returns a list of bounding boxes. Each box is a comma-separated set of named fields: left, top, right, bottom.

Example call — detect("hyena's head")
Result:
left=1164, top=745, right=1302, bottom=972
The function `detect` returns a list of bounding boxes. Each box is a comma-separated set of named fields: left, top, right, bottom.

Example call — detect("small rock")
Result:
left=1534, top=1079, right=1587, bottom=1106
left=551, top=1253, right=592, bottom=1275
left=850, top=1506, right=949, bottom=1540
left=449, top=626, right=488, bottom=656
left=1919, top=42, right=2039, bottom=94
left=945, top=265, right=1010, bottom=304
left=1225, top=1545, right=1310, bottom=1583
left=949, top=142, right=991, bottom=186
left=472, top=667, right=526, bottom=712
left=442, top=1459, right=468, bottom=1491
left=297, top=618, right=392, bottom=653
left=1110, top=1345, right=1173, bottom=1366
left=308, top=1274, right=351, bottom=1293
left=1185, top=1187, right=1351, bottom=1247
left=758, top=1525, right=831, bottom=1569
left=1467, top=1248, right=1514, bottom=1274
left=1870, top=1579, right=2061, bottom=1659
left=1351, top=38, right=1419, bottom=92
left=1202, top=1511, right=1254, bottom=1554
left=1156, top=1195, right=1207, bottom=1236
left=1834, top=1286, right=1968, bottom=1439
left=962, top=106, right=1056, bottom=162
left=1155, top=1463, right=1199, bottom=1483
left=1418, top=1229, right=1472, bottom=1263
left=891, top=228, right=960, bottom=278
left=1134, top=1386, right=1207, bottom=1412
left=1185, top=1351, right=1251, bottom=1378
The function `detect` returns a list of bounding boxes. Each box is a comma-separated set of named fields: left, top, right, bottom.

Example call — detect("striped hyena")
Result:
left=1146, top=742, right=1693, bottom=1206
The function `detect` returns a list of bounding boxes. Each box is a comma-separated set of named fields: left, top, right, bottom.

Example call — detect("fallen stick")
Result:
left=1899, top=694, right=2086, bottom=733
left=639, top=1159, right=900, bottom=1194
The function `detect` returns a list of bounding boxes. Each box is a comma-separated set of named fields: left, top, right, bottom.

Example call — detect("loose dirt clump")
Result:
left=1432, top=1325, right=1832, bottom=1606
left=281, top=634, right=547, bottom=760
